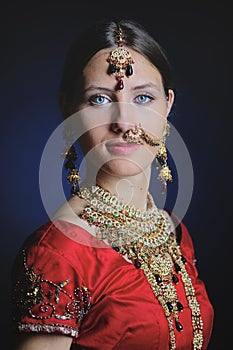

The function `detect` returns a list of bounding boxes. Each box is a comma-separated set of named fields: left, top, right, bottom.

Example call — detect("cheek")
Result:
left=142, top=116, right=166, bottom=140
left=78, top=104, right=113, bottom=129
left=78, top=132, right=94, bottom=155
left=136, top=104, right=167, bottom=139
left=153, top=118, right=166, bottom=139
left=78, top=128, right=105, bottom=155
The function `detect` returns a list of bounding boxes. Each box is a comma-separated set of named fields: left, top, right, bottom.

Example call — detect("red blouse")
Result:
left=12, top=219, right=214, bottom=350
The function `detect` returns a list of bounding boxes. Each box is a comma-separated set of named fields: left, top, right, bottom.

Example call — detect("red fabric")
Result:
left=12, top=219, right=214, bottom=350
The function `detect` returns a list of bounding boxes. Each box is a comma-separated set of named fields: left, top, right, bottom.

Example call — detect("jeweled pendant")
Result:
left=134, top=259, right=141, bottom=269
left=172, top=274, right=179, bottom=284
left=112, top=245, right=120, bottom=252
left=177, top=301, right=184, bottom=311
left=126, top=64, right=133, bottom=76
left=155, top=274, right=162, bottom=284
left=71, top=185, right=77, bottom=196
left=174, top=262, right=181, bottom=273
left=175, top=319, right=183, bottom=332
left=108, top=63, right=116, bottom=74
left=167, top=302, right=173, bottom=311
left=116, top=79, right=124, bottom=90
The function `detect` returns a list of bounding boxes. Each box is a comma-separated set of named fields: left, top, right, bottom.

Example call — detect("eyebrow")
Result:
left=83, top=83, right=161, bottom=94
left=132, top=83, right=161, bottom=91
left=83, top=86, right=113, bottom=93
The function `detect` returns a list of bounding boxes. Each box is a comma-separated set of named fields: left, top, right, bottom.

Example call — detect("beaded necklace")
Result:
left=77, top=185, right=203, bottom=350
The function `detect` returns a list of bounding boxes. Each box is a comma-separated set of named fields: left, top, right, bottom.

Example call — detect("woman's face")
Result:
left=74, top=48, right=174, bottom=179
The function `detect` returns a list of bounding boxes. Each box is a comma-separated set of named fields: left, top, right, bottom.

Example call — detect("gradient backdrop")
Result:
left=1, top=2, right=232, bottom=349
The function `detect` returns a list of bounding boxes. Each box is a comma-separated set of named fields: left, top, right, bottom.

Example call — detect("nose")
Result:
left=110, top=102, right=135, bottom=134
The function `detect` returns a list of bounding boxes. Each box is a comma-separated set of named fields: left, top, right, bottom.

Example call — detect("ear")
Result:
left=166, top=89, right=175, bottom=118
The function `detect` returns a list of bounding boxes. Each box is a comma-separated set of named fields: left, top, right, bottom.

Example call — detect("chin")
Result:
left=102, top=159, right=147, bottom=177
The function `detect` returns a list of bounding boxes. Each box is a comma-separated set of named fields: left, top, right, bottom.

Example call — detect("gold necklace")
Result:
left=77, top=185, right=203, bottom=350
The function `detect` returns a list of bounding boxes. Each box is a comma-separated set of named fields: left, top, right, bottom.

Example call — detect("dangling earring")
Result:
left=61, top=128, right=80, bottom=196
left=155, top=122, right=172, bottom=193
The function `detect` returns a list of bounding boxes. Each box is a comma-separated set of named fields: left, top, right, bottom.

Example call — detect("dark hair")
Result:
left=59, top=19, right=174, bottom=114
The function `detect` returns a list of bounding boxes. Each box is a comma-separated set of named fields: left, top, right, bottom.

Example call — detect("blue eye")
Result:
left=89, top=95, right=111, bottom=105
left=135, top=94, right=154, bottom=104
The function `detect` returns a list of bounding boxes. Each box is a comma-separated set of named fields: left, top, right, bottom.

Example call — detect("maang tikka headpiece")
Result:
left=107, top=27, right=134, bottom=90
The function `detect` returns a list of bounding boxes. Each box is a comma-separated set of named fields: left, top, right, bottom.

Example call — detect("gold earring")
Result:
left=61, top=128, right=80, bottom=196
left=155, top=126, right=172, bottom=193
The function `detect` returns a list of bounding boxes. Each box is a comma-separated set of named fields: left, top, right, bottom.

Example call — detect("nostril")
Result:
left=111, top=123, right=124, bottom=134
left=111, top=121, right=135, bottom=135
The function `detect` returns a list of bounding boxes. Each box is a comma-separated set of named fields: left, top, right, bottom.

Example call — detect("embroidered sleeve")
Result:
left=12, top=248, right=92, bottom=339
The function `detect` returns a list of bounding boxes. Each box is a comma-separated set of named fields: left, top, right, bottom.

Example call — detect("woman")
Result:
left=11, top=19, right=214, bottom=349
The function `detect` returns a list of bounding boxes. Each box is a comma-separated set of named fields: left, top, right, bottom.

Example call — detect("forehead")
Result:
left=83, top=48, right=163, bottom=88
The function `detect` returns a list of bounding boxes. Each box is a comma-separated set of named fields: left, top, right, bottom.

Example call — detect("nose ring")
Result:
left=123, top=124, right=159, bottom=147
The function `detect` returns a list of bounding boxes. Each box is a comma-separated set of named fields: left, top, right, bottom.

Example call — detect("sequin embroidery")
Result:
left=12, top=250, right=92, bottom=325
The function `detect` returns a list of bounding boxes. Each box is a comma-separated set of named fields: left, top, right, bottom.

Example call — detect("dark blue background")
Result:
left=1, top=2, right=232, bottom=348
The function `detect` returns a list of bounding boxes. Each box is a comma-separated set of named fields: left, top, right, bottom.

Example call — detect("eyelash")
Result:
left=134, top=94, right=154, bottom=104
left=88, top=93, right=155, bottom=106
left=89, top=94, right=111, bottom=106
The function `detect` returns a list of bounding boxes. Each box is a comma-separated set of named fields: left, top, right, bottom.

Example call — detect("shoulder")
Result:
left=12, top=219, right=102, bottom=294
left=20, top=218, right=106, bottom=263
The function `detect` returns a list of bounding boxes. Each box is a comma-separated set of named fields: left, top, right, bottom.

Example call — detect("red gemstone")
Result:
left=116, top=79, right=124, bottom=90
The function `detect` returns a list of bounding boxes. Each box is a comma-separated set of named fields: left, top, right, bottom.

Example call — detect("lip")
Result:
left=106, top=141, right=141, bottom=155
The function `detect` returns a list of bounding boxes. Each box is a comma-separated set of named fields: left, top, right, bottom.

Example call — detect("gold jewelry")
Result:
left=122, top=123, right=172, bottom=192
left=156, top=121, right=172, bottom=192
left=77, top=185, right=203, bottom=350
left=61, top=128, right=80, bottom=196
left=123, top=124, right=160, bottom=146
left=156, top=140, right=172, bottom=189
left=107, top=27, right=134, bottom=90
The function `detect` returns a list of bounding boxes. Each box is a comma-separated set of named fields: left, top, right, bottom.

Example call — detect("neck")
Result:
left=83, top=166, right=151, bottom=211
